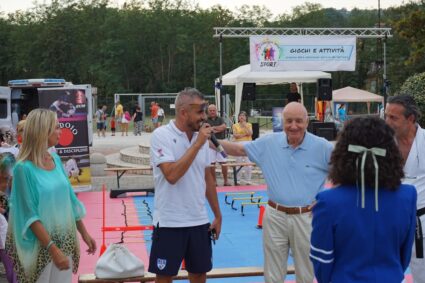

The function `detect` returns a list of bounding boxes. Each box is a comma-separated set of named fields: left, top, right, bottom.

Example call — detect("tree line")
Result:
left=0, top=0, right=423, bottom=109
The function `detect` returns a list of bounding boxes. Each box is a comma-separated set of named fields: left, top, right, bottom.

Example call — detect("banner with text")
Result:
left=38, top=88, right=91, bottom=191
left=250, top=35, right=356, bottom=71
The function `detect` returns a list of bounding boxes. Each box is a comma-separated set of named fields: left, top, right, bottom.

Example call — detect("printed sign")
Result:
left=250, top=35, right=356, bottom=71
left=38, top=88, right=91, bottom=191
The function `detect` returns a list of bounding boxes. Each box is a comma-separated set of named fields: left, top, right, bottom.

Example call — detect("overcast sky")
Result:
left=0, top=0, right=407, bottom=15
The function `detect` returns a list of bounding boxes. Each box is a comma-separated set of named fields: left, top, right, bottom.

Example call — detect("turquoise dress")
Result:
left=6, top=153, right=86, bottom=283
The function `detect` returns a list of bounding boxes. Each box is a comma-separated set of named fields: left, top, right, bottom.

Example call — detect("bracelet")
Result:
left=46, top=240, right=54, bottom=251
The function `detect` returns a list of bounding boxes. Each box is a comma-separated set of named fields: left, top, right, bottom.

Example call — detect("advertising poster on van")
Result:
left=38, top=88, right=91, bottom=191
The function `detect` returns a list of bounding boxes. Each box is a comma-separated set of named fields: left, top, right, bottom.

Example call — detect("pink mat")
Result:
left=216, top=184, right=267, bottom=193
left=73, top=192, right=150, bottom=282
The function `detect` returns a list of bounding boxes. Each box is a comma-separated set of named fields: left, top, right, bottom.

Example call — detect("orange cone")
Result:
left=181, top=259, right=186, bottom=270
left=256, top=205, right=265, bottom=229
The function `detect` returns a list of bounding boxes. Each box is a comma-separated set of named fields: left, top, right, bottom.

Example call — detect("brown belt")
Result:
left=268, top=200, right=311, bottom=215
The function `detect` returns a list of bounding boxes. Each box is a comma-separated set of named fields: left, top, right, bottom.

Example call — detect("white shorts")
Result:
left=209, top=148, right=227, bottom=164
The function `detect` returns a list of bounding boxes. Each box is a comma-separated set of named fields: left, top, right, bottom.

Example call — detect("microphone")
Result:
left=210, top=133, right=227, bottom=158
left=201, top=121, right=228, bottom=158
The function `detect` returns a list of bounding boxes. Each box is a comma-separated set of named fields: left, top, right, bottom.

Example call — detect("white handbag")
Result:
left=95, top=243, right=145, bottom=279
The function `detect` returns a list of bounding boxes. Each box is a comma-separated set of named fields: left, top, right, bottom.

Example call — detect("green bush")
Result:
left=397, top=72, right=425, bottom=127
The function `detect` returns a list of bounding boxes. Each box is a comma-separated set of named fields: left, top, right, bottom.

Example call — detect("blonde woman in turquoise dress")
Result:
left=6, top=108, right=96, bottom=283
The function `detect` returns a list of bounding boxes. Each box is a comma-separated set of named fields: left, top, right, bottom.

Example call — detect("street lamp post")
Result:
left=378, top=0, right=389, bottom=106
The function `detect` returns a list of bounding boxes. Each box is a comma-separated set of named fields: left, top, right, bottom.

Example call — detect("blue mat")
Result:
left=133, top=191, right=296, bottom=282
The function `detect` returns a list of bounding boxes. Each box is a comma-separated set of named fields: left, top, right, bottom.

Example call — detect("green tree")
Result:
left=234, top=5, right=273, bottom=26
left=394, top=7, right=425, bottom=69
left=397, top=72, right=425, bottom=126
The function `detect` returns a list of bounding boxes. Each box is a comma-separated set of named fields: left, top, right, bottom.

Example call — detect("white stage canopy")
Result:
left=332, top=86, right=384, bottom=103
left=216, top=64, right=331, bottom=119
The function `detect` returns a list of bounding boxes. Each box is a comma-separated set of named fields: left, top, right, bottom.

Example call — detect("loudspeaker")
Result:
left=317, top=78, right=332, bottom=101
left=311, top=122, right=337, bottom=141
left=242, top=83, right=256, bottom=101
left=316, top=128, right=335, bottom=141
left=252, top=123, right=259, bottom=140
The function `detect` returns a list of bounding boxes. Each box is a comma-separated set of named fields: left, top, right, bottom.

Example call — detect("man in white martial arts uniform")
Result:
left=385, top=95, right=425, bottom=282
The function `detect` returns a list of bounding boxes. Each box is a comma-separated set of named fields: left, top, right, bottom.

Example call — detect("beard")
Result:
left=187, top=119, right=203, bottom=132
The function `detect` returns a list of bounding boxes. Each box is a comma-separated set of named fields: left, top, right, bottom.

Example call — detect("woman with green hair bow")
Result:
left=310, top=116, right=417, bottom=283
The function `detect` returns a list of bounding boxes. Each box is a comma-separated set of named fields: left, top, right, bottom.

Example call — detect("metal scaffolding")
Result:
left=213, top=27, right=392, bottom=39
left=213, top=27, right=392, bottom=114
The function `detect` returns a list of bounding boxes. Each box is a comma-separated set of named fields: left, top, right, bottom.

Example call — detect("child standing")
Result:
left=121, top=110, right=130, bottom=136
left=110, top=117, right=116, bottom=136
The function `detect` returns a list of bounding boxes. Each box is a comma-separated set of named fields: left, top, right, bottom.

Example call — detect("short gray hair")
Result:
left=175, top=87, right=204, bottom=112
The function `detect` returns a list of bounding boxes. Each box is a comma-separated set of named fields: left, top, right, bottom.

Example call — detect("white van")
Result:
left=0, top=78, right=94, bottom=145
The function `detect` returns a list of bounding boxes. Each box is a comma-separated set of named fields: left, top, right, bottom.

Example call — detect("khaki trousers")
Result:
left=263, top=205, right=314, bottom=283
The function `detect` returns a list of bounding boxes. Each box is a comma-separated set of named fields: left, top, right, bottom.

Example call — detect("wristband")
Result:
left=46, top=240, right=54, bottom=251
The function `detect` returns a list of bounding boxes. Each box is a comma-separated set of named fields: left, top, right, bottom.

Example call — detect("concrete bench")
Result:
left=78, top=266, right=295, bottom=282
left=104, top=167, right=154, bottom=198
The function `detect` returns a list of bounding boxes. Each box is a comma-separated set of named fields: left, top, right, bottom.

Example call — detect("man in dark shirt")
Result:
left=287, top=82, right=301, bottom=103
left=206, top=104, right=231, bottom=186
left=131, top=102, right=139, bottom=116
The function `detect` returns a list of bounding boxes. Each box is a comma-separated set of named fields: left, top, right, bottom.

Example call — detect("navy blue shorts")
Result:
left=96, top=122, right=104, bottom=130
left=148, top=223, right=212, bottom=276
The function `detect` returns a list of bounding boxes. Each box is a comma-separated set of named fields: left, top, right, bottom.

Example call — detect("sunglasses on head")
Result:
left=189, top=103, right=208, bottom=112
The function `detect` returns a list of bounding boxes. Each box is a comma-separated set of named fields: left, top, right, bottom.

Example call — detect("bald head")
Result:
left=282, top=102, right=309, bottom=146
left=283, top=102, right=308, bottom=120
left=208, top=104, right=218, bottom=118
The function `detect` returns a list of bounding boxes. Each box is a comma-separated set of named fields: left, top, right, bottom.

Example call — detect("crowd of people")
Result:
left=0, top=87, right=424, bottom=283
left=94, top=100, right=167, bottom=137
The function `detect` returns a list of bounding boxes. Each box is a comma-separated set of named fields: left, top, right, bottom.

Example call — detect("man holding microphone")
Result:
left=149, top=88, right=222, bottom=283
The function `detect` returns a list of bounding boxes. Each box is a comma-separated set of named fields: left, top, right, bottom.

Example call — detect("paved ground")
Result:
left=90, top=131, right=152, bottom=155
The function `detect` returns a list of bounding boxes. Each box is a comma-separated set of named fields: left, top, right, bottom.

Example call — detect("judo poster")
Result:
left=272, top=107, right=284, bottom=132
left=38, top=88, right=91, bottom=191
left=250, top=35, right=356, bottom=71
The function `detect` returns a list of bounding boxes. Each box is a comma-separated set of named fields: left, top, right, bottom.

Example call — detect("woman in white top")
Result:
left=157, top=104, right=165, bottom=126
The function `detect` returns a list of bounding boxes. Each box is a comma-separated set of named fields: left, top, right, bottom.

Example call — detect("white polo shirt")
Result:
left=150, top=120, right=211, bottom=227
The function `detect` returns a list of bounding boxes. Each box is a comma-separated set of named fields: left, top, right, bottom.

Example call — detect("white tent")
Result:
left=331, top=86, right=384, bottom=117
left=332, top=86, right=384, bottom=103
left=216, top=64, right=331, bottom=120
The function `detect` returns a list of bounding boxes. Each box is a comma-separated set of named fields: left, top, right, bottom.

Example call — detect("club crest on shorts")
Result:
left=157, top=258, right=167, bottom=270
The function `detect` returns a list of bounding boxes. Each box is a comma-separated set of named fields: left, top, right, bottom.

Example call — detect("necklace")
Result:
left=43, top=154, right=52, bottom=162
